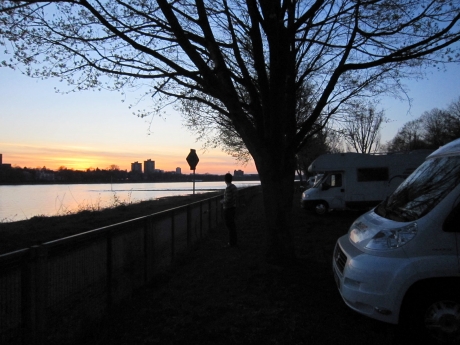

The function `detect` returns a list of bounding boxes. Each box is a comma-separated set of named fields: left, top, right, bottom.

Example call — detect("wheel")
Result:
left=424, top=298, right=460, bottom=343
left=402, top=284, right=460, bottom=344
left=314, top=202, right=328, bottom=215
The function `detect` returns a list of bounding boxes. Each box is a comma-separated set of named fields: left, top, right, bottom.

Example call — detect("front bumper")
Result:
left=300, top=199, right=315, bottom=209
left=332, top=235, right=402, bottom=324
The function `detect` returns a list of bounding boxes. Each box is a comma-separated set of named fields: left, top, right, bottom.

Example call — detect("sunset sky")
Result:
left=1, top=60, right=459, bottom=175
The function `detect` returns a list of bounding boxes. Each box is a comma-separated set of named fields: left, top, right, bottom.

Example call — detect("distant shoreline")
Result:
left=0, top=178, right=261, bottom=186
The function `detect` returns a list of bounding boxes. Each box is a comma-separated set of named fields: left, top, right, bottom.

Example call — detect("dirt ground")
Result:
left=69, top=190, right=425, bottom=345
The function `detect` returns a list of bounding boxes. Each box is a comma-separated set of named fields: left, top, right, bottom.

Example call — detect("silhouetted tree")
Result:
left=296, top=127, right=342, bottom=181
left=445, top=97, right=460, bottom=141
left=2, top=1, right=460, bottom=263
left=386, top=97, right=460, bottom=152
left=341, top=102, right=387, bottom=154
left=420, top=108, right=452, bottom=148
left=386, top=120, right=428, bottom=152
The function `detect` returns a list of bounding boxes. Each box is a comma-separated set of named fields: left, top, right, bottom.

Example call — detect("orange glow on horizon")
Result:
left=2, top=144, right=257, bottom=175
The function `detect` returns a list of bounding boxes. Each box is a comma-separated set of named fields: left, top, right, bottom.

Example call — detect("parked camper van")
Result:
left=332, top=138, right=460, bottom=343
left=300, top=151, right=430, bottom=214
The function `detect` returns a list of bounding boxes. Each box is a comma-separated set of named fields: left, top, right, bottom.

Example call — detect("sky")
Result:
left=0, top=66, right=258, bottom=175
left=1, top=61, right=459, bottom=175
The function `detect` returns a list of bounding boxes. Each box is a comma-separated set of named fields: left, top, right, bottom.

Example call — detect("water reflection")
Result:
left=0, top=181, right=260, bottom=222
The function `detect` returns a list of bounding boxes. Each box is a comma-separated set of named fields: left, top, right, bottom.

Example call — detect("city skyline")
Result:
left=1, top=152, right=226, bottom=175
left=1, top=61, right=460, bottom=174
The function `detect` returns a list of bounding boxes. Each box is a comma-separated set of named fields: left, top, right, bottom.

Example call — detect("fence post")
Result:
left=27, top=245, right=47, bottom=345
left=199, top=201, right=203, bottom=238
left=22, top=252, right=33, bottom=345
left=186, top=205, right=192, bottom=247
left=171, top=210, right=175, bottom=264
left=143, top=218, right=152, bottom=284
left=23, top=249, right=36, bottom=345
left=208, top=199, right=212, bottom=233
left=216, top=198, right=220, bottom=226
left=106, top=231, right=113, bottom=308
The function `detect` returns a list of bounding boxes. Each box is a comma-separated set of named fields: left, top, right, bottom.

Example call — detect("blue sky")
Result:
left=0, top=66, right=258, bottom=174
left=378, top=63, right=460, bottom=142
left=1, top=61, right=459, bottom=174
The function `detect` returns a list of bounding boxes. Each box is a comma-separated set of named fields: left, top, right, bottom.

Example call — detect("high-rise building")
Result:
left=0, top=154, right=2, bottom=165
left=234, top=169, right=244, bottom=177
left=176, top=167, right=181, bottom=174
left=144, top=159, right=155, bottom=174
left=131, top=161, right=142, bottom=173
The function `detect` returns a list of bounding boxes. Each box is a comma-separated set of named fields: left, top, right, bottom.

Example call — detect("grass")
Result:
left=0, top=191, right=222, bottom=255
left=74, top=191, right=424, bottom=345
left=1, top=189, right=427, bottom=344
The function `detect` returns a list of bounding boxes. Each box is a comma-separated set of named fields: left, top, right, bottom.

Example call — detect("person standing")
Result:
left=222, top=173, right=238, bottom=247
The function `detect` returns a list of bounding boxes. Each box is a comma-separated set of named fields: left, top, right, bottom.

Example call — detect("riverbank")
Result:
left=0, top=191, right=222, bottom=255
left=0, top=181, right=261, bottom=223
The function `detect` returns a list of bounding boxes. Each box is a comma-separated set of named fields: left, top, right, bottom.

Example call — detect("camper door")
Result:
left=321, top=172, right=344, bottom=209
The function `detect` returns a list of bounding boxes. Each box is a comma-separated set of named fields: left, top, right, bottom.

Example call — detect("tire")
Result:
left=314, top=202, right=328, bottom=215
left=402, top=284, right=460, bottom=344
left=424, top=297, right=460, bottom=344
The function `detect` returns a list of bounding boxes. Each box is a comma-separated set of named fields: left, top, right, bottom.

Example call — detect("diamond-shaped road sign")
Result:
left=186, top=149, right=199, bottom=170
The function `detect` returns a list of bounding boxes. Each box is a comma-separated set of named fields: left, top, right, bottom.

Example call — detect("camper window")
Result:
left=357, top=168, right=389, bottom=182
left=323, top=173, right=342, bottom=189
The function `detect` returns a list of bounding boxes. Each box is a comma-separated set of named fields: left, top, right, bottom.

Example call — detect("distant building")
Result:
left=0, top=153, right=11, bottom=169
left=131, top=161, right=142, bottom=173
left=234, top=169, right=244, bottom=177
left=144, top=159, right=155, bottom=174
left=37, top=169, right=55, bottom=181
left=176, top=167, right=181, bottom=174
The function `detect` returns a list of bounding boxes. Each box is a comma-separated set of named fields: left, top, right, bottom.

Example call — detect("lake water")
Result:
left=0, top=181, right=260, bottom=222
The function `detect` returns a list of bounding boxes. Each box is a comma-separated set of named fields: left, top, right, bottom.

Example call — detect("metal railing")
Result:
left=0, top=186, right=260, bottom=345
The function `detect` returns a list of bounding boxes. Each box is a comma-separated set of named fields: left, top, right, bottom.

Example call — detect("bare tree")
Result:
left=386, top=97, right=460, bottom=152
left=445, top=97, right=460, bottom=140
left=341, top=102, right=386, bottom=153
left=386, top=120, right=427, bottom=152
left=296, top=126, right=343, bottom=181
left=296, top=130, right=329, bottom=182
left=420, top=108, right=452, bottom=148
left=2, top=1, right=460, bottom=264
left=107, top=164, right=120, bottom=171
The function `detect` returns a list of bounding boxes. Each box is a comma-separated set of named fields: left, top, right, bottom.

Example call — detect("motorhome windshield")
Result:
left=312, top=174, right=325, bottom=188
left=375, top=156, right=460, bottom=222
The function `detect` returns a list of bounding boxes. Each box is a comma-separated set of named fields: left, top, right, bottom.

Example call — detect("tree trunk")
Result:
left=255, top=153, right=297, bottom=266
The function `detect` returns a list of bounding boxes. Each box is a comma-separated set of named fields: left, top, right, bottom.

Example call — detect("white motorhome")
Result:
left=300, top=151, right=431, bottom=214
left=332, top=138, right=460, bottom=343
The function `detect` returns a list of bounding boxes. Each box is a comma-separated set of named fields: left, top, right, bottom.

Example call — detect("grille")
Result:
left=334, top=244, right=347, bottom=274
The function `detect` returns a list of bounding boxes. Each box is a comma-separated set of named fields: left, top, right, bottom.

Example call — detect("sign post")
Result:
left=186, top=149, right=199, bottom=195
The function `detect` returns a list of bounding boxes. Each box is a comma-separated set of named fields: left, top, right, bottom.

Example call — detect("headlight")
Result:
left=365, top=223, right=418, bottom=250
